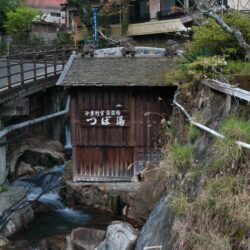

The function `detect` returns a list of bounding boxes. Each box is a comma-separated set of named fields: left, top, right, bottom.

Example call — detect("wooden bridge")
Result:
left=0, top=47, right=74, bottom=104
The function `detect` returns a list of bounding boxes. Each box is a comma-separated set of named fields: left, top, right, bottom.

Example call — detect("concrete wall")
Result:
left=227, top=0, right=250, bottom=10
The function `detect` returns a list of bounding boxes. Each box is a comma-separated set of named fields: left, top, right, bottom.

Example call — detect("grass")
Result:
left=170, top=144, right=193, bottom=172
left=166, top=116, right=250, bottom=249
left=168, top=193, right=189, bottom=217
left=170, top=174, right=250, bottom=249
left=207, top=117, right=250, bottom=175
left=187, top=125, right=201, bottom=141
left=189, top=233, right=231, bottom=250
left=227, top=61, right=250, bottom=75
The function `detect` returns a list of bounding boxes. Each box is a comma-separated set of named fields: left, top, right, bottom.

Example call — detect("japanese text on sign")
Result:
left=83, top=109, right=126, bottom=126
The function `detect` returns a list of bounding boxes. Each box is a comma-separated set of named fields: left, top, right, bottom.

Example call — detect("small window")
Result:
left=50, top=12, right=61, bottom=17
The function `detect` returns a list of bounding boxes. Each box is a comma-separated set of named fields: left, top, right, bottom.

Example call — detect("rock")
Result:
left=135, top=197, right=174, bottom=250
left=70, top=227, right=106, bottom=250
left=61, top=182, right=141, bottom=219
left=31, top=200, right=54, bottom=215
left=17, top=161, right=36, bottom=177
left=0, top=186, right=34, bottom=237
left=7, top=135, right=65, bottom=178
left=97, top=221, right=138, bottom=250
left=127, top=166, right=167, bottom=225
left=0, top=236, right=9, bottom=248
left=44, top=235, right=68, bottom=250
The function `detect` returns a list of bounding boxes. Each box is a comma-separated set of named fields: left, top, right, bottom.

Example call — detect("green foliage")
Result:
left=182, top=46, right=214, bottom=63
left=165, top=67, right=194, bottom=86
left=227, top=61, right=250, bottom=75
left=219, top=117, right=250, bottom=142
left=28, top=34, right=45, bottom=46
left=189, top=233, right=231, bottom=250
left=169, top=144, right=193, bottom=172
left=169, top=193, right=189, bottom=217
left=165, top=55, right=229, bottom=88
left=53, top=31, right=73, bottom=46
left=67, top=0, right=92, bottom=36
left=187, top=125, right=201, bottom=141
left=187, top=55, right=228, bottom=77
left=0, top=0, right=22, bottom=33
left=190, top=11, right=250, bottom=58
left=194, top=176, right=239, bottom=213
left=208, top=117, right=250, bottom=175
left=0, top=186, right=8, bottom=193
left=4, top=6, right=38, bottom=35
left=121, top=0, right=130, bottom=35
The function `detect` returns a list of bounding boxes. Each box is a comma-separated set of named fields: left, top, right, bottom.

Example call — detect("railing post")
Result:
left=54, top=50, right=57, bottom=75
left=20, top=52, right=24, bottom=85
left=7, top=55, right=11, bottom=89
left=62, top=47, right=66, bottom=69
left=45, top=49, right=48, bottom=78
left=33, top=51, right=37, bottom=81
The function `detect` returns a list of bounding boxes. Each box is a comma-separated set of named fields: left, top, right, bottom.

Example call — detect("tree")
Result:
left=188, top=11, right=250, bottom=58
left=0, top=0, right=22, bottom=33
left=4, top=6, right=38, bottom=39
left=190, top=0, right=249, bottom=55
left=195, top=0, right=249, bottom=53
left=67, top=0, right=93, bottom=35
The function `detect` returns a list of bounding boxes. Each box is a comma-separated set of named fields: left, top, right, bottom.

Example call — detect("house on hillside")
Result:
left=57, top=47, right=176, bottom=182
left=24, top=0, right=66, bottom=43
left=62, top=0, right=193, bottom=42
left=227, top=0, right=250, bottom=11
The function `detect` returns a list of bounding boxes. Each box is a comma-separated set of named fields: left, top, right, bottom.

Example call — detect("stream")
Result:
left=8, top=164, right=116, bottom=243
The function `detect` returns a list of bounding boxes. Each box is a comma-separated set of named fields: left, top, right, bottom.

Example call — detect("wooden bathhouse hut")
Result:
left=57, top=48, right=176, bottom=182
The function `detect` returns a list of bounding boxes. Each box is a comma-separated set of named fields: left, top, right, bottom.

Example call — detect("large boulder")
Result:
left=7, top=135, right=65, bottom=178
left=0, top=186, right=34, bottom=237
left=97, top=221, right=138, bottom=250
left=61, top=182, right=141, bottom=217
left=70, top=227, right=106, bottom=250
left=135, top=197, right=174, bottom=250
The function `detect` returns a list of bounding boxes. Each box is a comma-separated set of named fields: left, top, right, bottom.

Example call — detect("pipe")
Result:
left=0, top=96, right=70, bottom=139
left=173, top=97, right=250, bottom=150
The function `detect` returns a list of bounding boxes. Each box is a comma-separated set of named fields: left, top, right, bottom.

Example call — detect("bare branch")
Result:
left=193, top=0, right=249, bottom=53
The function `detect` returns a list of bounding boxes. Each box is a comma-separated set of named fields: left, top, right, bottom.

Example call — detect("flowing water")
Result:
left=9, top=164, right=116, bottom=242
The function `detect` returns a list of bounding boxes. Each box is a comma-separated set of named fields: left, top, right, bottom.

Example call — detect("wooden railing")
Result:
left=0, top=47, right=75, bottom=92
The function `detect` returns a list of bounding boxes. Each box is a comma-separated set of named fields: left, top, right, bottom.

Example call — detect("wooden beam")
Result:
left=202, top=79, right=250, bottom=102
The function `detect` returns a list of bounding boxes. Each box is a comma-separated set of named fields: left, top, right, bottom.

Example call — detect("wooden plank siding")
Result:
left=71, top=86, right=176, bottom=182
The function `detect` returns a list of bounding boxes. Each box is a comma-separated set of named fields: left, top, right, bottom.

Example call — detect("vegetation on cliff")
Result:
left=159, top=9, right=250, bottom=249
left=165, top=11, right=250, bottom=89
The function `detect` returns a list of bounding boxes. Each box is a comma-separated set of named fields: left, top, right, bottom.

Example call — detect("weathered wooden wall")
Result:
left=71, top=86, right=175, bottom=181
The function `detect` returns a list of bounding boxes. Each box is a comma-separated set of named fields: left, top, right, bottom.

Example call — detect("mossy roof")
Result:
left=60, top=57, right=174, bottom=87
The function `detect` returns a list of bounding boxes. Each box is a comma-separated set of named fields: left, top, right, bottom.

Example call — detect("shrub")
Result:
left=189, top=11, right=250, bottom=58
left=53, top=31, right=73, bottom=45
left=227, top=61, right=250, bottom=75
left=187, top=55, right=227, bottom=78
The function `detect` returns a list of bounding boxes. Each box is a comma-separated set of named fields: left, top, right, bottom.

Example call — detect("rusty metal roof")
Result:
left=58, top=56, right=174, bottom=87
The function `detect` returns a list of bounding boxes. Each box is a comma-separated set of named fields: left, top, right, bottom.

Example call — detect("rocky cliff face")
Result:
left=134, top=83, right=250, bottom=249
left=135, top=197, right=174, bottom=250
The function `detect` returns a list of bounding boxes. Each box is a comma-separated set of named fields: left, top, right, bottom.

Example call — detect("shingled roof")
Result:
left=59, top=57, right=174, bottom=87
